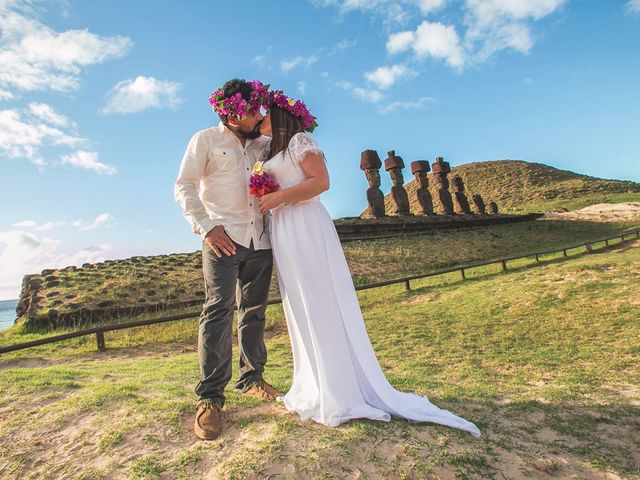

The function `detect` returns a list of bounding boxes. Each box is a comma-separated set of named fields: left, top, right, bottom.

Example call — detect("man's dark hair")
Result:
left=219, top=78, right=253, bottom=123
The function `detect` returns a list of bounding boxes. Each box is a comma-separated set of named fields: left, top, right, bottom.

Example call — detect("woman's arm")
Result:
left=258, top=152, right=329, bottom=214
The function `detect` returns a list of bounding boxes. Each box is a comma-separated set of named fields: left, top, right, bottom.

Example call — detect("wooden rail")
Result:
left=1, top=227, right=638, bottom=355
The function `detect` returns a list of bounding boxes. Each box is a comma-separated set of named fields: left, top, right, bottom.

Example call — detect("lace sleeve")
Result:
left=288, top=132, right=324, bottom=163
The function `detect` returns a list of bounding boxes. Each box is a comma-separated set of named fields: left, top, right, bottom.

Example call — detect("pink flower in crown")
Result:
left=208, top=80, right=270, bottom=119
left=263, top=89, right=318, bottom=132
left=248, top=80, right=269, bottom=111
left=224, top=93, right=248, bottom=118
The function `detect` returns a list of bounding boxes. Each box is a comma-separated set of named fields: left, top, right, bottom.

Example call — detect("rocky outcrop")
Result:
left=16, top=274, right=42, bottom=320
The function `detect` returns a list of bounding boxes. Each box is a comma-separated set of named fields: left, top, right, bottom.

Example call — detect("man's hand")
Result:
left=204, top=225, right=236, bottom=257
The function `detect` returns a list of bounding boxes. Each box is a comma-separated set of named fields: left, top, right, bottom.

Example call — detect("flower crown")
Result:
left=264, top=90, right=318, bottom=133
left=209, top=81, right=318, bottom=132
left=208, top=80, right=269, bottom=118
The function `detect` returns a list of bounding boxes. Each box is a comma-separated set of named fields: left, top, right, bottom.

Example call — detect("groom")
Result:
left=174, top=78, right=282, bottom=441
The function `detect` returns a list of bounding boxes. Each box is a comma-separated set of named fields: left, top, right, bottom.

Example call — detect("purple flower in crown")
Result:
left=208, top=80, right=270, bottom=119
left=224, top=93, right=248, bottom=118
left=263, top=89, right=318, bottom=132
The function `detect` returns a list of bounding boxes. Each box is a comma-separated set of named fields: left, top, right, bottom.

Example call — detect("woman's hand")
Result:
left=258, top=191, right=284, bottom=215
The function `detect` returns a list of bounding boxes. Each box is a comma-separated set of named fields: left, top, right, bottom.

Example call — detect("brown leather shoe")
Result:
left=194, top=399, right=223, bottom=440
left=243, top=379, right=283, bottom=402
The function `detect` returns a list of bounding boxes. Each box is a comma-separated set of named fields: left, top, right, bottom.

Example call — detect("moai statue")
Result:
left=360, top=150, right=385, bottom=218
left=487, top=201, right=499, bottom=214
left=431, top=156, right=455, bottom=215
left=384, top=150, right=412, bottom=216
left=471, top=193, right=486, bottom=214
left=410, top=161, right=434, bottom=215
left=451, top=175, right=472, bottom=214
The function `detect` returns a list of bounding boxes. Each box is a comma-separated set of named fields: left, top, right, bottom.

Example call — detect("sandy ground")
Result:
left=543, top=202, right=640, bottom=222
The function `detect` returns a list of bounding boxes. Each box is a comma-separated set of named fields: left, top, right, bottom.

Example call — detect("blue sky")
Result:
left=1, top=0, right=639, bottom=300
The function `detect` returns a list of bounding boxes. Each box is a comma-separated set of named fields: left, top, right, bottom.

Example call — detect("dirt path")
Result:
left=543, top=202, right=640, bottom=222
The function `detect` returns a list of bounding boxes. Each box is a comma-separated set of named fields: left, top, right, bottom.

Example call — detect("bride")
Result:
left=256, top=90, right=480, bottom=436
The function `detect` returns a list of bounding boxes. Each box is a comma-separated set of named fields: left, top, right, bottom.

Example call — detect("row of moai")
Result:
left=360, top=150, right=499, bottom=218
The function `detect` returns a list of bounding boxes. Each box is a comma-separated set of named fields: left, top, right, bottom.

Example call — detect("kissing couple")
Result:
left=174, top=78, right=480, bottom=440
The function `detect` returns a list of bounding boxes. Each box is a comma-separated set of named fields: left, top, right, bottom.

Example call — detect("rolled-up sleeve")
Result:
left=174, top=132, right=216, bottom=239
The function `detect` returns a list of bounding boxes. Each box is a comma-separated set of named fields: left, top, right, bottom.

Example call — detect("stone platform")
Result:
left=333, top=213, right=543, bottom=241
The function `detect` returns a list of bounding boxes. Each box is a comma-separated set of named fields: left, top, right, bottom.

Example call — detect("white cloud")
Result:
left=625, top=0, right=640, bottom=14
left=316, top=0, right=414, bottom=27
left=72, top=213, right=114, bottom=231
left=28, top=102, right=72, bottom=127
left=465, top=0, right=566, bottom=26
left=383, top=1, right=565, bottom=70
left=416, top=0, right=448, bottom=14
left=297, top=81, right=307, bottom=95
left=365, top=64, right=416, bottom=90
left=322, top=0, right=563, bottom=72
left=0, top=229, right=111, bottom=300
left=278, top=41, right=352, bottom=76
left=328, top=38, right=358, bottom=55
left=377, top=96, right=436, bottom=114
left=0, top=3, right=132, bottom=99
left=102, top=76, right=182, bottom=115
left=11, top=214, right=113, bottom=233
left=398, top=21, right=466, bottom=68
left=12, top=220, right=36, bottom=228
left=462, top=0, right=565, bottom=63
left=0, top=104, right=115, bottom=174
left=313, top=0, right=450, bottom=28
left=252, top=54, right=268, bottom=68
left=35, top=221, right=65, bottom=231
left=336, top=81, right=384, bottom=103
left=353, top=87, right=384, bottom=103
left=251, top=45, right=273, bottom=69
left=386, top=30, right=416, bottom=54
left=59, top=151, right=117, bottom=175
left=280, top=54, right=319, bottom=73
left=13, top=219, right=65, bottom=231
left=0, top=107, right=83, bottom=164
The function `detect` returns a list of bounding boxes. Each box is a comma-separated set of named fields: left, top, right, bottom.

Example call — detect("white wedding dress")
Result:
left=264, top=132, right=480, bottom=436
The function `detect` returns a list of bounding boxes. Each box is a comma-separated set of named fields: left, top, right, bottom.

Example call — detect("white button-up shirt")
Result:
left=174, top=122, right=271, bottom=250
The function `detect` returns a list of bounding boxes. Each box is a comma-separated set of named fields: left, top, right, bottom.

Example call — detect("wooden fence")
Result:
left=1, top=227, right=638, bottom=355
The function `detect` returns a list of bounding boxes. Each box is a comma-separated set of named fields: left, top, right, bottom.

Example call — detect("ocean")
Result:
left=0, top=299, right=19, bottom=330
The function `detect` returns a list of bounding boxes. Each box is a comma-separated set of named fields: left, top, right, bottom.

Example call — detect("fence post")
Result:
left=96, top=331, right=106, bottom=351
left=621, top=234, right=625, bottom=242
left=585, top=241, right=593, bottom=253
left=460, top=268, right=466, bottom=280
left=562, top=249, right=567, bottom=257
left=535, top=254, right=540, bottom=262
left=501, top=260, right=507, bottom=271
left=404, top=279, right=411, bottom=291
left=605, top=239, right=609, bottom=246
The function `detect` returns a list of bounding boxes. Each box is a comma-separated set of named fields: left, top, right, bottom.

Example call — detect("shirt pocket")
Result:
left=207, top=148, right=238, bottom=176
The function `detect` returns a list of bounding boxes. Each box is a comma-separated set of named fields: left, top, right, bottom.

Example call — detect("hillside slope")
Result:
left=11, top=218, right=640, bottom=330
left=362, top=160, right=640, bottom=215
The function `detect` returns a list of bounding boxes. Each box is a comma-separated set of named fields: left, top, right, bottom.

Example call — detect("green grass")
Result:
left=1, top=239, right=638, bottom=479
left=11, top=216, right=639, bottom=331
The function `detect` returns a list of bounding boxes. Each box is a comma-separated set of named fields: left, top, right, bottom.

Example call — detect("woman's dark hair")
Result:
left=266, top=106, right=304, bottom=160
left=219, top=78, right=253, bottom=123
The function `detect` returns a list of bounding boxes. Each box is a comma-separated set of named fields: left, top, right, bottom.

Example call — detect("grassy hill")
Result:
left=362, top=160, right=640, bottom=216
left=12, top=217, right=640, bottom=330
left=1, top=239, right=638, bottom=479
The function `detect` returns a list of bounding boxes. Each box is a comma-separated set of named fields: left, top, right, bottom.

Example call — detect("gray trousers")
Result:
left=195, top=237, right=273, bottom=407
